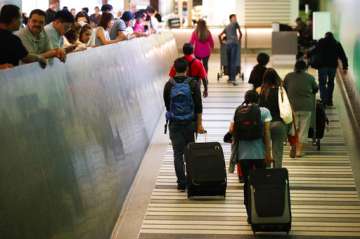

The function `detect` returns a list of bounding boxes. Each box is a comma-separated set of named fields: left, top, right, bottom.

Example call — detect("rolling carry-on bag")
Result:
left=185, top=142, right=227, bottom=198
left=248, top=168, right=291, bottom=234
left=308, top=100, right=329, bottom=150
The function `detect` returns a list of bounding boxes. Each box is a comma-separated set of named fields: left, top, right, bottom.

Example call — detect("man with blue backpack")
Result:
left=164, top=57, right=206, bottom=191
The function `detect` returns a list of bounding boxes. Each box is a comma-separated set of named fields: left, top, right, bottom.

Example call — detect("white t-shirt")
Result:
left=95, top=27, right=110, bottom=46
left=150, top=16, right=160, bottom=33
left=124, top=26, right=135, bottom=39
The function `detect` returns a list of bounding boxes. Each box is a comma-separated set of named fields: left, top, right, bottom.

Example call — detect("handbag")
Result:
left=288, top=114, right=298, bottom=146
left=287, top=111, right=298, bottom=158
left=278, top=86, right=293, bottom=124
left=223, top=131, right=233, bottom=143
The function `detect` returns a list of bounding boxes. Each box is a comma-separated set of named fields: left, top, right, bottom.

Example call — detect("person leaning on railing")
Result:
left=0, top=4, right=47, bottom=70
left=16, top=9, right=66, bottom=62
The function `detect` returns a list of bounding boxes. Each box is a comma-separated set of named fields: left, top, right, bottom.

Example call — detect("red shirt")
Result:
left=169, top=55, right=207, bottom=79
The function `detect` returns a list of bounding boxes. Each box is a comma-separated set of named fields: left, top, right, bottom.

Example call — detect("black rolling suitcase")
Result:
left=184, top=142, right=227, bottom=198
left=248, top=168, right=291, bottom=235
left=308, top=100, right=329, bottom=150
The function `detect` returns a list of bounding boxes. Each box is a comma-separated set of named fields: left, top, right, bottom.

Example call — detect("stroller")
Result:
left=217, top=41, right=244, bottom=82
left=308, top=100, right=329, bottom=150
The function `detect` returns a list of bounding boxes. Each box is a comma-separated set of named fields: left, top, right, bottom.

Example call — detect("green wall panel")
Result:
left=321, top=0, right=360, bottom=93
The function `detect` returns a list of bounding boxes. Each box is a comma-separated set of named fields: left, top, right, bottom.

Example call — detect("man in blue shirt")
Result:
left=44, top=10, right=75, bottom=54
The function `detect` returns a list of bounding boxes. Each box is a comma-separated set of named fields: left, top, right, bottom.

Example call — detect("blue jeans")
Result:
left=169, top=122, right=195, bottom=187
left=226, top=43, right=239, bottom=81
left=318, top=67, right=336, bottom=104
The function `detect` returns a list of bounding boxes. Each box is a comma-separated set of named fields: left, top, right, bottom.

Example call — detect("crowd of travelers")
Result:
left=163, top=13, right=348, bottom=225
left=0, top=3, right=162, bottom=70
left=0, top=1, right=351, bottom=228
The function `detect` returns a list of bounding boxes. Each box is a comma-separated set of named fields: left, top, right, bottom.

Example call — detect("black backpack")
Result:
left=233, top=104, right=262, bottom=141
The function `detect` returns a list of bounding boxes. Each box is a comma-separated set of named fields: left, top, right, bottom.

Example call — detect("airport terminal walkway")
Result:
left=137, top=55, right=360, bottom=238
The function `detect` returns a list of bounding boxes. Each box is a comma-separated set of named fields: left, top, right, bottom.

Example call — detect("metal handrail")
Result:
left=336, top=65, right=360, bottom=140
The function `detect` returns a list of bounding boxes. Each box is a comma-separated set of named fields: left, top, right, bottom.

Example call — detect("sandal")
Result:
left=289, top=146, right=296, bottom=158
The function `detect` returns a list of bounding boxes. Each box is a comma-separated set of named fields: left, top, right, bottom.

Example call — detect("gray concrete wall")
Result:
left=0, top=32, right=177, bottom=239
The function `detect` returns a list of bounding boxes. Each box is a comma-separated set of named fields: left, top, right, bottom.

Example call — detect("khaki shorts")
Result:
left=295, top=111, right=312, bottom=143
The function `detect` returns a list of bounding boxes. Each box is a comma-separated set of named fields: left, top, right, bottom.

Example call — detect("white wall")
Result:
left=159, top=0, right=174, bottom=16
left=2, top=0, right=105, bottom=15
left=131, top=0, right=149, bottom=9
left=60, top=0, right=102, bottom=14
left=202, top=0, right=243, bottom=27
left=201, top=0, right=298, bottom=27
left=22, top=0, right=47, bottom=15
left=244, top=0, right=299, bottom=26
left=0, top=0, right=21, bottom=11
left=108, top=0, right=125, bottom=14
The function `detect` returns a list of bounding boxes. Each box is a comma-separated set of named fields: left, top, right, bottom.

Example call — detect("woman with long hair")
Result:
left=95, top=12, right=121, bottom=46
left=259, top=68, right=288, bottom=168
left=190, top=19, right=214, bottom=73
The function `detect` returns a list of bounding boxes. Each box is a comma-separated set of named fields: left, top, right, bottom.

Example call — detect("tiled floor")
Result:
left=137, top=54, right=360, bottom=238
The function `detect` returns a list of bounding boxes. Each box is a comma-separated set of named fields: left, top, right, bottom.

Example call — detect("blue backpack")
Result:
left=167, top=78, right=194, bottom=121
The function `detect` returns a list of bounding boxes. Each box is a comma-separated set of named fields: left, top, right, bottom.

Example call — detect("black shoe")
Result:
left=327, top=102, right=333, bottom=107
left=290, top=146, right=296, bottom=158
left=177, top=184, right=186, bottom=192
left=238, top=176, right=244, bottom=183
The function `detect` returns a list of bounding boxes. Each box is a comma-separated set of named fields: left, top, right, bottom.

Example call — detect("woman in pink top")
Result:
left=133, top=10, right=146, bottom=33
left=190, top=19, right=214, bottom=73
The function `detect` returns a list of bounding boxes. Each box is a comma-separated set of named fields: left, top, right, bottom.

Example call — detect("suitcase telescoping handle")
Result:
left=195, top=130, right=207, bottom=142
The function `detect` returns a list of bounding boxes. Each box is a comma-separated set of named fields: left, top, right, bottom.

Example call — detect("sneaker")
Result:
left=232, top=81, right=239, bottom=86
left=177, top=184, right=186, bottom=192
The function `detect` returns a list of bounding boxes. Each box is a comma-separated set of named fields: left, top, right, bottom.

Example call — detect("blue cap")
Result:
left=121, top=11, right=134, bottom=22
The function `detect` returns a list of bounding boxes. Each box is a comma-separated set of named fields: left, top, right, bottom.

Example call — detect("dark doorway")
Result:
left=300, top=0, right=319, bottom=11
left=193, top=0, right=203, bottom=7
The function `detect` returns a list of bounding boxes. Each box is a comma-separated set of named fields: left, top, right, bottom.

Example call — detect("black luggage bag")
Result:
left=308, top=100, right=329, bottom=150
left=184, top=142, right=227, bottom=198
left=248, top=168, right=292, bottom=234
